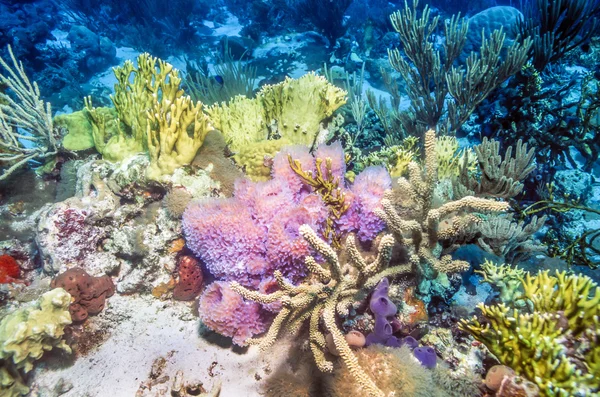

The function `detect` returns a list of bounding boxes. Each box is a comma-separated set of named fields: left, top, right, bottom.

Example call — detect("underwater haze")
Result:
left=1, top=0, right=600, bottom=396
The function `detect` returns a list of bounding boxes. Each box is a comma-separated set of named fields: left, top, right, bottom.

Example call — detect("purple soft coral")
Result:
left=198, top=281, right=272, bottom=346
left=338, top=166, right=391, bottom=242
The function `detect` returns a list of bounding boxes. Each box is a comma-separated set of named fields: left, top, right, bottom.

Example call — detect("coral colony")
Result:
left=1, top=0, right=600, bottom=396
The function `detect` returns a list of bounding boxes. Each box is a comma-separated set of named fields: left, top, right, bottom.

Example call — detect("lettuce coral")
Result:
left=0, top=288, right=72, bottom=397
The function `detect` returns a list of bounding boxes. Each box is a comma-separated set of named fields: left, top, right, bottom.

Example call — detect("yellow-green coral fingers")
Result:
left=345, top=234, right=367, bottom=272
left=364, top=234, right=395, bottom=276
left=258, top=307, right=291, bottom=352
left=322, top=299, right=384, bottom=397
left=229, top=281, right=285, bottom=304
left=299, top=224, right=340, bottom=273
left=305, top=256, right=331, bottom=281
left=310, top=341, right=334, bottom=372
left=363, top=264, right=412, bottom=290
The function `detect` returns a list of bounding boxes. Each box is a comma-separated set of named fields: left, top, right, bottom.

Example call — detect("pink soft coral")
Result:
left=182, top=198, right=267, bottom=286
left=198, top=281, right=271, bottom=345
left=338, top=166, right=392, bottom=242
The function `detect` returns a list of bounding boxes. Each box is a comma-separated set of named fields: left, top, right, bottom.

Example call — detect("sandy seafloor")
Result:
left=31, top=294, right=288, bottom=397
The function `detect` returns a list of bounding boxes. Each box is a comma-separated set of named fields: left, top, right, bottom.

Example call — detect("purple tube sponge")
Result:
left=370, top=278, right=397, bottom=316
left=366, top=278, right=400, bottom=346
left=413, top=346, right=437, bottom=369
left=370, top=296, right=397, bottom=317
left=372, top=277, right=389, bottom=299
left=399, top=335, right=419, bottom=350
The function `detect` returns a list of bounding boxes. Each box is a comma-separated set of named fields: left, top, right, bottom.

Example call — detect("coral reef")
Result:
left=2, top=0, right=599, bottom=394
left=50, top=267, right=115, bottom=322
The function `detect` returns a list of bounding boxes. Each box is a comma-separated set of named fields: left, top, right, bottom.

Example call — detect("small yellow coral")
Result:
left=0, top=288, right=72, bottom=397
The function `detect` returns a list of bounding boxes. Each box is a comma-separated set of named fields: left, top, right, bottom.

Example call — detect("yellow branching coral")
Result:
left=288, top=154, right=350, bottom=247
left=475, top=260, right=525, bottom=304
left=85, top=53, right=187, bottom=164
left=146, top=95, right=212, bottom=181
left=230, top=225, right=411, bottom=397
left=376, top=130, right=509, bottom=274
left=82, top=54, right=213, bottom=180
left=460, top=270, right=600, bottom=396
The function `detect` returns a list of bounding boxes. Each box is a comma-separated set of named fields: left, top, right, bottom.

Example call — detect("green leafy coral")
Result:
left=207, top=72, right=347, bottom=180
left=0, top=288, right=72, bottom=397
left=460, top=270, right=600, bottom=396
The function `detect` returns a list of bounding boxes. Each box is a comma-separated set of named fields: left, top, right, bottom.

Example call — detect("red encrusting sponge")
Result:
left=0, top=254, right=21, bottom=283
